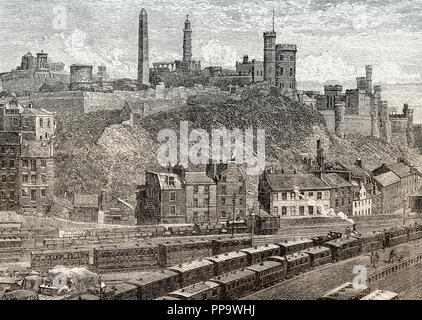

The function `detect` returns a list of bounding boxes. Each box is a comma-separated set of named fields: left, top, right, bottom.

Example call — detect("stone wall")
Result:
left=319, top=109, right=373, bottom=137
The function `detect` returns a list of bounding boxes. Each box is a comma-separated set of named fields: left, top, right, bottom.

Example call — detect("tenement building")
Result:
left=0, top=94, right=55, bottom=214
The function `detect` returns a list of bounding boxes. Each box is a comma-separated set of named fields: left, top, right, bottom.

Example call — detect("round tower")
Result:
left=366, top=65, right=373, bottom=94
left=334, top=102, right=346, bottom=139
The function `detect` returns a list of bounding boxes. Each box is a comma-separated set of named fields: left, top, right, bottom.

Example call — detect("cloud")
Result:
left=199, top=39, right=238, bottom=69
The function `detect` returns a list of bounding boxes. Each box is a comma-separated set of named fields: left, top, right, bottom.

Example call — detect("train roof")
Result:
left=351, top=230, right=383, bottom=239
left=205, top=251, right=247, bottom=263
left=246, top=261, right=282, bottom=272
left=240, top=243, right=279, bottom=254
left=278, top=238, right=313, bottom=247
left=93, top=243, right=156, bottom=251
left=170, top=281, right=219, bottom=298
left=210, top=269, right=255, bottom=284
left=267, top=256, right=287, bottom=263
left=360, top=290, right=398, bottom=300
left=159, top=238, right=209, bottom=247
left=301, top=246, right=331, bottom=255
left=112, top=283, right=137, bottom=295
left=325, top=237, right=358, bottom=247
left=285, top=252, right=309, bottom=262
left=168, top=259, right=214, bottom=273
left=321, top=282, right=367, bottom=300
left=130, top=269, right=178, bottom=285
left=31, top=248, right=89, bottom=255
left=155, top=296, right=180, bottom=300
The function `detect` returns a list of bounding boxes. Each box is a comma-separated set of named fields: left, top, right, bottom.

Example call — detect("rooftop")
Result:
left=170, top=281, right=219, bottom=298
left=374, top=171, right=401, bottom=188
left=265, top=173, right=330, bottom=191
left=184, top=171, right=215, bottom=185
left=168, top=259, right=214, bottom=273
left=210, top=269, right=255, bottom=284
left=21, top=140, right=52, bottom=158
left=322, top=173, right=353, bottom=188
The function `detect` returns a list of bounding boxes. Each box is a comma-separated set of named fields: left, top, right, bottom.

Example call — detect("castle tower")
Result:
left=404, top=104, right=415, bottom=147
left=138, top=9, right=150, bottom=85
left=263, top=31, right=276, bottom=85
left=366, top=65, right=373, bottom=94
left=275, top=44, right=297, bottom=93
left=379, top=100, right=392, bottom=143
left=36, top=51, right=49, bottom=71
left=334, top=102, right=346, bottom=139
left=370, top=85, right=381, bottom=139
left=183, top=15, right=192, bottom=63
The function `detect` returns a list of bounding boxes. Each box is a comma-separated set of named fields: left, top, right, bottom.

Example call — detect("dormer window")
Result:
left=168, top=176, right=175, bottom=186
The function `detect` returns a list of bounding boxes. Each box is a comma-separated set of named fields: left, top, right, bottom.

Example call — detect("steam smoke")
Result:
left=293, top=186, right=355, bottom=225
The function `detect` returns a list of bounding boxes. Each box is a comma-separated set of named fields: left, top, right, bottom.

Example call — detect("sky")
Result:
left=1, top=0, right=422, bottom=120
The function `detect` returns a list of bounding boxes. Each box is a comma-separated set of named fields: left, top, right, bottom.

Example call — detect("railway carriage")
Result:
left=168, top=259, right=215, bottom=288
left=246, top=261, right=285, bottom=288
left=301, top=246, right=332, bottom=268
left=285, top=252, right=311, bottom=277
left=211, top=236, right=252, bottom=255
left=240, top=244, right=280, bottom=265
left=205, top=251, right=248, bottom=276
left=311, top=232, right=342, bottom=246
left=406, top=223, right=422, bottom=241
left=111, top=283, right=138, bottom=300
left=127, top=269, right=180, bottom=300
left=158, top=238, right=212, bottom=267
left=92, top=243, right=158, bottom=270
left=325, top=237, right=360, bottom=262
left=30, top=248, right=90, bottom=269
left=168, top=281, right=221, bottom=300
left=360, top=290, right=399, bottom=300
left=210, top=269, right=256, bottom=300
left=352, top=231, right=384, bottom=253
left=384, top=227, right=408, bottom=247
left=278, top=238, right=313, bottom=256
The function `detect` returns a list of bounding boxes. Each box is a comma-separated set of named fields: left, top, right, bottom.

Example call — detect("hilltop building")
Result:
left=235, top=55, right=263, bottom=83
left=316, top=65, right=414, bottom=145
left=152, top=15, right=201, bottom=74
left=263, top=9, right=297, bottom=96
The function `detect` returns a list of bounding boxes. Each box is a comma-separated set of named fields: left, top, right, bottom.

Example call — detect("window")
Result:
left=22, top=175, right=28, bottom=183
left=335, top=199, right=339, bottom=207
left=204, top=185, right=209, bottom=193
left=9, top=191, right=15, bottom=200
left=309, top=206, right=314, bottom=215
left=41, top=175, right=46, bottom=183
left=308, top=192, right=314, bottom=198
left=222, top=176, right=227, bottom=182
left=290, top=206, right=296, bottom=216
left=13, top=118, right=19, bottom=126
left=170, top=191, right=176, bottom=201
left=239, top=198, right=243, bottom=205
left=317, top=192, right=322, bottom=200
left=282, top=207, right=287, bottom=215
left=282, top=193, right=287, bottom=200
left=193, top=185, right=199, bottom=194
left=9, top=160, right=14, bottom=168
left=221, top=211, right=227, bottom=218
left=290, top=68, right=293, bottom=76
left=290, top=192, right=296, bottom=200
left=273, top=206, right=279, bottom=215
left=239, top=186, right=243, bottom=193
left=1, top=146, right=6, bottom=154
left=22, top=189, right=28, bottom=197
left=170, top=206, right=176, bottom=215
left=222, top=186, right=226, bottom=194
left=31, top=175, right=36, bottom=183
left=193, top=212, right=198, bottom=222
left=193, top=199, right=198, bottom=208
left=47, top=118, right=51, bottom=128
left=204, top=198, right=209, bottom=206
left=1, top=160, right=6, bottom=169
left=30, top=160, right=36, bottom=171
left=39, top=118, right=44, bottom=128
left=22, top=159, right=28, bottom=168
left=222, top=198, right=226, bottom=206
left=299, top=206, right=305, bottom=216
left=168, top=176, right=175, bottom=186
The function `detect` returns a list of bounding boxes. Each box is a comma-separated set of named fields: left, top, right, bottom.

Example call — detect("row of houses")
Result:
left=135, top=141, right=422, bottom=225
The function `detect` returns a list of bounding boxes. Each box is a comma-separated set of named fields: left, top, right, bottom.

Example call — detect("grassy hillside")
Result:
left=53, top=93, right=422, bottom=205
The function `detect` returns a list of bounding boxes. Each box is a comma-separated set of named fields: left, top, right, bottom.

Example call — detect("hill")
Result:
left=53, top=93, right=422, bottom=205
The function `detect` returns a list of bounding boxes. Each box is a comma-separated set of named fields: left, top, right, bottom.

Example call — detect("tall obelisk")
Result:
left=138, top=8, right=149, bottom=85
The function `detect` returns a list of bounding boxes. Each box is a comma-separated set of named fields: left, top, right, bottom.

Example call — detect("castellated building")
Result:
left=235, top=55, right=263, bottom=83
left=316, top=65, right=414, bottom=146
left=263, top=31, right=297, bottom=95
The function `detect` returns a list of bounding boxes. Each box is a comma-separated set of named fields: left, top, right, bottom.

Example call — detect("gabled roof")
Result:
left=184, top=171, right=215, bottom=185
left=73, top=194, right=99, bottom=208
left=385, top=162, right=412, bottom=179
left=265, top=173, right=330, bottom=191
left=373, top=171, right=401, bottom=188
left=322, top=173, right=353, bottom=188
left=21, top=108, right=53, bottom=116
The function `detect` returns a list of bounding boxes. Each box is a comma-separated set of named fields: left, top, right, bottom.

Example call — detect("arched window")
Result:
left=39, top=118, right=43, bottom=128
left=290, top=68, right=293, bottom=76
left=47, top=118, right=50, bottom=128
left=281, top=67, right=284, bottom=76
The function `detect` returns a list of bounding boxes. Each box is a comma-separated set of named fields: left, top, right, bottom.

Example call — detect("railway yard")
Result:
left=2, top=213, right=422, bottom=300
